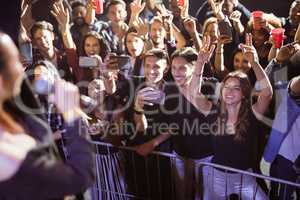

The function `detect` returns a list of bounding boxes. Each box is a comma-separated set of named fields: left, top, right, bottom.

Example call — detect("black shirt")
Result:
left=164, top=83, right=218, bottom=159
left=212, top=111, right=259, bottom=170
left=123, top=77, right=171, bottom=152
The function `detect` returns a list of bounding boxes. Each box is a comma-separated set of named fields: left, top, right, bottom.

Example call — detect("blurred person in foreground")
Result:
left=0, top=32, right=95, bottom=200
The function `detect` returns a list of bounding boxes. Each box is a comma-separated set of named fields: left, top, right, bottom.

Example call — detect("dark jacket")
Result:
left=0, top=80, right=95, bottom=200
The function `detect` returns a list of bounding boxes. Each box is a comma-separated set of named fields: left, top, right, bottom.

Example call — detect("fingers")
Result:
left=247, top=33, right=253, bottom=46
left=202, top=35, right=211, bottom=51
left=208, top=44, right=216, bottom=57
left=21, top=4, right=29, bottom=18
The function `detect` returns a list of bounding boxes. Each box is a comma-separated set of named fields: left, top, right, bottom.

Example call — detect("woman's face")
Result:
left=84, top=36, right=101, bottom=56
left=252, top=30, right=268, bottom=48
left=222, top=77, right=243, bottom=106
left=233, top=52, right=251, bottom=72
left=171, top=57, right=194, bottom=87
left=126, top=32, right=144, bottom=58
left=204, top=22, right=219, bottom=44
left=150, top=21, right=166, bottom=46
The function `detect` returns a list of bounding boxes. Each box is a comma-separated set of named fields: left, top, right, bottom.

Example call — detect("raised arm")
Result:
left=240, top=33, right=273, bottom=115
left=128, top=0, right=145, bottom=29
left=191, top=36, right=215, bottom=94
left=85, top=0, right=97, bottom=25
left=183, top=17, right=202, bottom=51
left=51, top=1, right=76, bottom=50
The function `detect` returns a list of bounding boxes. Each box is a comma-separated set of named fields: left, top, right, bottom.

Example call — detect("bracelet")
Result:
left=133, top=108, right=144, bottom=115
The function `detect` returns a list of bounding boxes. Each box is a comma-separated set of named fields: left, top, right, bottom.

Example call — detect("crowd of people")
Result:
left=0, top=0, right=300, bottom=199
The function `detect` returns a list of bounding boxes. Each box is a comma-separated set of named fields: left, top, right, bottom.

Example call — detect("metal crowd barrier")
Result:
left=89, top=141, right=300, bottom=200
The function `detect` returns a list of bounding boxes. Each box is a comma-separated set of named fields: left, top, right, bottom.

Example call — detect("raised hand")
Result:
left=162, top=13, right=174, bottom=32
left=276, top=42, right=300, bottom=63
left=19, top=0, right=32, bottom=43
left=51, top=1, right=70, bottom=32
left=183, top=17, right=197, bottom=36
left=230, top=10, right=242, bottom=24
left=179, top=0, right=189, bottom=18
left=130, top=0, right=146, bottom=16
left=208, top=0, right=225, bottom=20
left=197, top=36, right=216, bottom=65
left=239, top=33, right=259, bottom=64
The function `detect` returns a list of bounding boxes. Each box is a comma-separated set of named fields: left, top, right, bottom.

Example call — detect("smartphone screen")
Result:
left=79, top=56, right=99, bottom=68
left=19, top=42, right=33, bottom=65
left=109, top=55, right=132, bottom=70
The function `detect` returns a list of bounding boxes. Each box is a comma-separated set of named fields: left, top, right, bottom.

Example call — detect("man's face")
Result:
left=171, top=56, right=194, bottom=87
left=107, top=4, right=126, bottom=24
left=150, top=21, right=166, bottom=46
left=144, top=56, right=168, bottom=84
left=222, top=0, right=235, bottom=16
left=289, top=1, right=300, bottom=25
left=126, top=32, right=144, bottom=57
left=32, top=29, right=54, bottom=54
left=72, top=5, right=87, bottom=26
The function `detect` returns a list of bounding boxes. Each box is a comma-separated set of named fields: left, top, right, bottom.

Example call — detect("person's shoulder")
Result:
left=0, top=131, right=36, bottom=182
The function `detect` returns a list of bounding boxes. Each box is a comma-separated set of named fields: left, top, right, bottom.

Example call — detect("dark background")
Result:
left=189, top=0, right=294, bottom=18
left=0, top=0, right=296, bottom=43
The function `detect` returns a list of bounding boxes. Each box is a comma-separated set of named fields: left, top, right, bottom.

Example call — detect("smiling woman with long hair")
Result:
left=204, top=34, right=273, bottom=200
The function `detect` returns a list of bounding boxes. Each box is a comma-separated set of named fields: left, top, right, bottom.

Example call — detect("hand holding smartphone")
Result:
left=79, top=56, right=101, bottom=68
left=137, top=87, right=165, bottom=106
left=108, top=55, right=131, bottom=71
left=19, top=42, right=33, bottom=65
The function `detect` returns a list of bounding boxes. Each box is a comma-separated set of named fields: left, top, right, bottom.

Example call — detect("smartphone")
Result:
left=218, top=20, right=233, bottom=44
left=79, top=56, right=99, bottom=68
left=109, top=55, right=131, bottom=70
left=19, top=42, right=33, bottom=65
left=145, top=89, right=166, bottom=105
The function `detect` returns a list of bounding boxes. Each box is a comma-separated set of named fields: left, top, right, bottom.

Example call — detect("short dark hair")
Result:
left=30, top=21, right=54, bottom=38
left=106, top=0, right=126, bottom=10
left=143, top=48, right=170, bottom=65
left=171, top=47, right=198, bottom=64
left=71, top=1, right=85, bottom=10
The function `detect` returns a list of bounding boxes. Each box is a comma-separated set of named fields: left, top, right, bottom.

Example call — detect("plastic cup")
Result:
left=177, top=0, right=185, bottom=7
left=93, top=0, right=103, bottom=15
left=270, top=28, right=285, bottom=49
left=252, top=11, right=264, bottom=30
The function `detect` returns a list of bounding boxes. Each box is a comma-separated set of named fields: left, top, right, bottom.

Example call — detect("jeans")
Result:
left=206, top=167, right=269, bottom=200
left=172, top=152, right=212, bottom=200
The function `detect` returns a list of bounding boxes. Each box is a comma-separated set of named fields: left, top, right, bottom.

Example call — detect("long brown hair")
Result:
left=218, top=70, right=252, bottom=141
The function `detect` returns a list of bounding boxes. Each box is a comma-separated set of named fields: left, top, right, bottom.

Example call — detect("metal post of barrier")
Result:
left=156, top=154, right=162, bottom=200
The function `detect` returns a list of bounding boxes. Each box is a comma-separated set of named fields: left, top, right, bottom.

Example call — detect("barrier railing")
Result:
left=90, top=141, right=300, bottom=200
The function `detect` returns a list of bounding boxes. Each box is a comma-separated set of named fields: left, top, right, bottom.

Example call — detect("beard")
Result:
left=75, top=17, right=85, bottom=26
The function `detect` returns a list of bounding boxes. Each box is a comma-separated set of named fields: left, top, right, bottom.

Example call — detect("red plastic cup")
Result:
left=93, top=0, right=103, bottom=15
left=252, top=11, right=263, bottom=30
left=177, top=0, right=185, bottom=7
left=271, top=28, right=285, bottom=49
